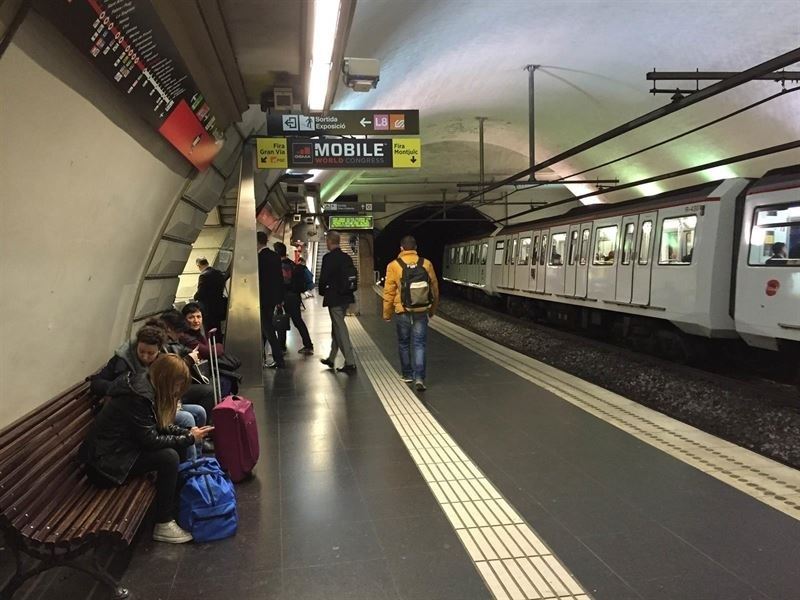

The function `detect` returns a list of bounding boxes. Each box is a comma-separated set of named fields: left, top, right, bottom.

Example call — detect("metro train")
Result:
left=442, top=166, right=800, bottom=362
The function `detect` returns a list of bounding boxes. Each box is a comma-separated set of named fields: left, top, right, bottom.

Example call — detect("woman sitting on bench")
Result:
left=79, top=354, right=213, bottom=544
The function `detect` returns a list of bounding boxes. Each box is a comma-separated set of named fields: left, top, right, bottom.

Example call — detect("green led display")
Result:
left=328, top=215, right=374, bottom=230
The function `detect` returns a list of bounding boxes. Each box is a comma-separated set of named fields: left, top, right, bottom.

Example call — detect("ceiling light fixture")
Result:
left=306, top=195, right=318, bottom=214
left=307, top=0, right=342, bottom=111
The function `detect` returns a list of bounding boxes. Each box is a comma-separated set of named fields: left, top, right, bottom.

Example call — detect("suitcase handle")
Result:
left=207, top=329, right=223, bottom=405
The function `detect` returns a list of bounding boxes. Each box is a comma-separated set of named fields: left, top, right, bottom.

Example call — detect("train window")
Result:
left=638, top=221, right=653, bottom=265
left=518, top=237, right=531, bottom=265
left=549, top=232, right=567, bottom=266
left=480, top=243, right=489, bottom=265
left=539, top=235, right=548, bottom=266
left=748, top=203, right=800, bottom=266
left=531, top=235, right=539, bottom=265
left=568, top=230, right=579, bottom=265
left=457, top=246, right=465, bottom=264
left=659, top=215, right=697, bottom=265
left=494, top=240, right=505, bottom=265
left=593, top=225, right=618, bottom=265
left=472, top=244, right=479, bottom=264
left=579, top=229, right=590, bottom=265
left=621, top=223, right=636, bottom=265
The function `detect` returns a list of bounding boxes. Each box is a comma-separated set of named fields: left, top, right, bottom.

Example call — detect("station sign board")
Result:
left=37, top=0, right=222, bottom=171
left=322, top=203, right=361, bottom=214
left=256, top=137, right=421, bottom=169
left=328, top=215, right=374, bottom=230
left=267, top=110, right=420, bottom=136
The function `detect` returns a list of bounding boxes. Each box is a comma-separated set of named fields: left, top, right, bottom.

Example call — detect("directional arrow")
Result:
left=360, top=117, right=372, bottom=127
left=410, top=155, right=417, bottom=163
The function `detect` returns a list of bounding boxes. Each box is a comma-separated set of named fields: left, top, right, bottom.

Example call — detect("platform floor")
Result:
left=4, top=294, right=799, bottom=600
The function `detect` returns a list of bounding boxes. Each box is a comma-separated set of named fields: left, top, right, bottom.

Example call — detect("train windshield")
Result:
left=748, top=202, right=800, bottom=266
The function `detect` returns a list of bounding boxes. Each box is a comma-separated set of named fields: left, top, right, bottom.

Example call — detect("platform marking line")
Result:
left=348, top=317, right=592, bottom=600
left=429, top=315, right=800, bottom=521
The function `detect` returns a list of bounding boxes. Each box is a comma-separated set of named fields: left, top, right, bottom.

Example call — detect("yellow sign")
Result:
left=256, top=137, right=288, bottom=169
left=392, top=138, right=421, bottom=168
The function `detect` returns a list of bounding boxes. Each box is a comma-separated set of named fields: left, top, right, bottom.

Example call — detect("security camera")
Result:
left=342, top=57, right=380, bottom=92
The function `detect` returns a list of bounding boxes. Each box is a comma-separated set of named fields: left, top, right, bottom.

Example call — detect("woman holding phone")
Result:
left=79, top=354, right=214, bottom=543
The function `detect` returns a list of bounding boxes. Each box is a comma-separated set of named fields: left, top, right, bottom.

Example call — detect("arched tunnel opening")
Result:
left=373, top=204, right=495, bottom=282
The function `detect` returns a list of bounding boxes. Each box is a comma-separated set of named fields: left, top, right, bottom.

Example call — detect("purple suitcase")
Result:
left=207, top=330, right=259, bottom=482
left=212, top=395, right=259, bottom=482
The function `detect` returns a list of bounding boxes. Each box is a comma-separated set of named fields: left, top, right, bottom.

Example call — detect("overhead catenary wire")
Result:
left=466, top=85, right=800, bottom=213
left=493, top=140, right=800, bottom=224
left=391, top=83, right=798, bottom=227
left=411, top=46, right=800, bottom=229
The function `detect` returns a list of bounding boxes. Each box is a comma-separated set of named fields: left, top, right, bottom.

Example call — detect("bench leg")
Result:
left=0, top=536, right=128, bottom=600
left=0, top=538, right=52, bottom=600
left=67, top=545, right=129, bottom=600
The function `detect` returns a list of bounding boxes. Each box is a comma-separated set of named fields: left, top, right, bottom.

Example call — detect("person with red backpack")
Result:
left=274, top=242, right=314, bottom=354
left=382, top=235, right=439, bottom=391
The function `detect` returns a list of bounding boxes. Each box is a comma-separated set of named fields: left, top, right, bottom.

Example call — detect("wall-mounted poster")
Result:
left=37, top=0, right=223, bottom=170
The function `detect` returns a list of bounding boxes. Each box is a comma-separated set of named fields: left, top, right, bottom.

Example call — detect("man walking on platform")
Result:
left=274, top=241, right=314, bottom=354
left=318, top=231, right=357, bottom=373
left=257, top=231, right=285, bottom=368
left=382, top=235, right=439, bottom=391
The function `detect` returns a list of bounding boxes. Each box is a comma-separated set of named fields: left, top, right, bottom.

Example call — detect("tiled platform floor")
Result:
left=2, top=294, right=799, bottom=599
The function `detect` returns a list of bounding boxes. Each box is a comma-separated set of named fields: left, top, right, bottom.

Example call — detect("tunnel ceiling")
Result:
left=320, top=0, right=800, bottom=207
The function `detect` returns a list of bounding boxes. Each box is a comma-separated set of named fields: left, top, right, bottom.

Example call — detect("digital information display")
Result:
left=38, top=0, right=223, bottom=170
left=328, top=216, right=374, bottom=230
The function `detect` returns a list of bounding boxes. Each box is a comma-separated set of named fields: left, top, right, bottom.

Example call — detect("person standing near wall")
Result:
left=382, top=235, right=439, bottom=391
left=194, top=257, right=227, bottom=335
left=257, top=231, right=286, bottom=369
left=318, top=231, right=357, bottom=373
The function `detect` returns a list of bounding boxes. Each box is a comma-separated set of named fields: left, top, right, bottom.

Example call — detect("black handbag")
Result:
left=273, top=305, right=290, bottom=331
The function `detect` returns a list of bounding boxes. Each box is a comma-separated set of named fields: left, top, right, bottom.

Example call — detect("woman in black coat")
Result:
left=79, top=354, right=213, bottom=544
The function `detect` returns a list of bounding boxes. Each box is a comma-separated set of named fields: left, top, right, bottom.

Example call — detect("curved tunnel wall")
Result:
left=0, top=14, right=256, bottom=427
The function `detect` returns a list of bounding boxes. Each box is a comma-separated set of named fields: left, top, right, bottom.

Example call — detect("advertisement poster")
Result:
left=38, top=0, right=223, bottom=170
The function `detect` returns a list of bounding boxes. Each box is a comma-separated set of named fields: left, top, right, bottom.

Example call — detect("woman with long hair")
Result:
left=79, top=354, right=213, bottom=543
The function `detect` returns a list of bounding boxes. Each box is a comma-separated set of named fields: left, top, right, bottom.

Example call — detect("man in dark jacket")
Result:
left=275, top=241, right=314, bottom=354
left=257, top=231, right=285, bottom=368
left=318, top=230, right=357, bottom=372
left=194, top=257, right=227, bottom=335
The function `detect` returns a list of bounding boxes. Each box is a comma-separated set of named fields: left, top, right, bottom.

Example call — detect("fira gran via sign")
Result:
left=256, top=137, right=421, bottom=169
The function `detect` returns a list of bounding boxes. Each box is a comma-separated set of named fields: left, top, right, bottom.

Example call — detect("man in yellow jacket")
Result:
left=383, top=235, right=439, bottom=391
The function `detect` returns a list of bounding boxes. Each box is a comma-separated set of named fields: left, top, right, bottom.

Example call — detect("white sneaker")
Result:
left=153, top=520, right=193, bottom=544
left=400, top=375, right=413, bottom=383
left=414, top=380, right=427, bottom=391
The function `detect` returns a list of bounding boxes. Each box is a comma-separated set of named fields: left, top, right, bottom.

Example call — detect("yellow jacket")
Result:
left=383, top=250, right=439, bottom=319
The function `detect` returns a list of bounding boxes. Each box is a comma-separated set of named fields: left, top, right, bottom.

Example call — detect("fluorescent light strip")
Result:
left=308, top=0, right=342, bottom=110
left=306, top=195, right=317, bottom=214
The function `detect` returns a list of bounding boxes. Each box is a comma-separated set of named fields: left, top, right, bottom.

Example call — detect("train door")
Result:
left=478, top=242, right=489, bottom=286
left=492, top=238, right=506, bottom=288
left=574, top=223, right=593, bottom=298
left=507, top=235, right=519, bottom=289
left=614, top=215, right=639, bottom=303
left=632, top=213, right=656, bottom=304
left=546, top=228, right=568, bottom=295
left=536, top=231, right=549, bottom=293
left=515, top=234, right=532, bottom=291
left=529, top=232, right=540, bottom=291
left=564, top=225, right=580, bottom=296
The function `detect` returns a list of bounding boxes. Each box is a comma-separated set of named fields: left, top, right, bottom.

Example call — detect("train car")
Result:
left=443, top=167, right=800, bottom=359
left=734, top=167, right=800, bottom=351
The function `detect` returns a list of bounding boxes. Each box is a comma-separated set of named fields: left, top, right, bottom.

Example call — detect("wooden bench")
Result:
left=0, top=380, right=155, bottom=599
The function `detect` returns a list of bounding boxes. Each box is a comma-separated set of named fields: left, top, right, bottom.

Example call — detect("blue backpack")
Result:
left=178, top=457, right=238, bottom=543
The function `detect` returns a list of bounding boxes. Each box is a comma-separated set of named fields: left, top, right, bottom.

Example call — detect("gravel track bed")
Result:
left=437, top=296, right=800, bottom=469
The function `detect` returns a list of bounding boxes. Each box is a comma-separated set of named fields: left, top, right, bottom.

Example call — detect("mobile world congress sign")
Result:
left=266, top=110, right=420, bottom=136
left=256, top=138, right=421, bottom=169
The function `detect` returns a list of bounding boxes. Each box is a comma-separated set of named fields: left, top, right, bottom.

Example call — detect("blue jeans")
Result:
left=175, top=404, right=207, bottom=461
left=395, top=312, right=429, bottom=382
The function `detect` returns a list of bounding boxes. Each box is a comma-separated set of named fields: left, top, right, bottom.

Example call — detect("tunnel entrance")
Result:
left=374, top=205, right=494, bottom=280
